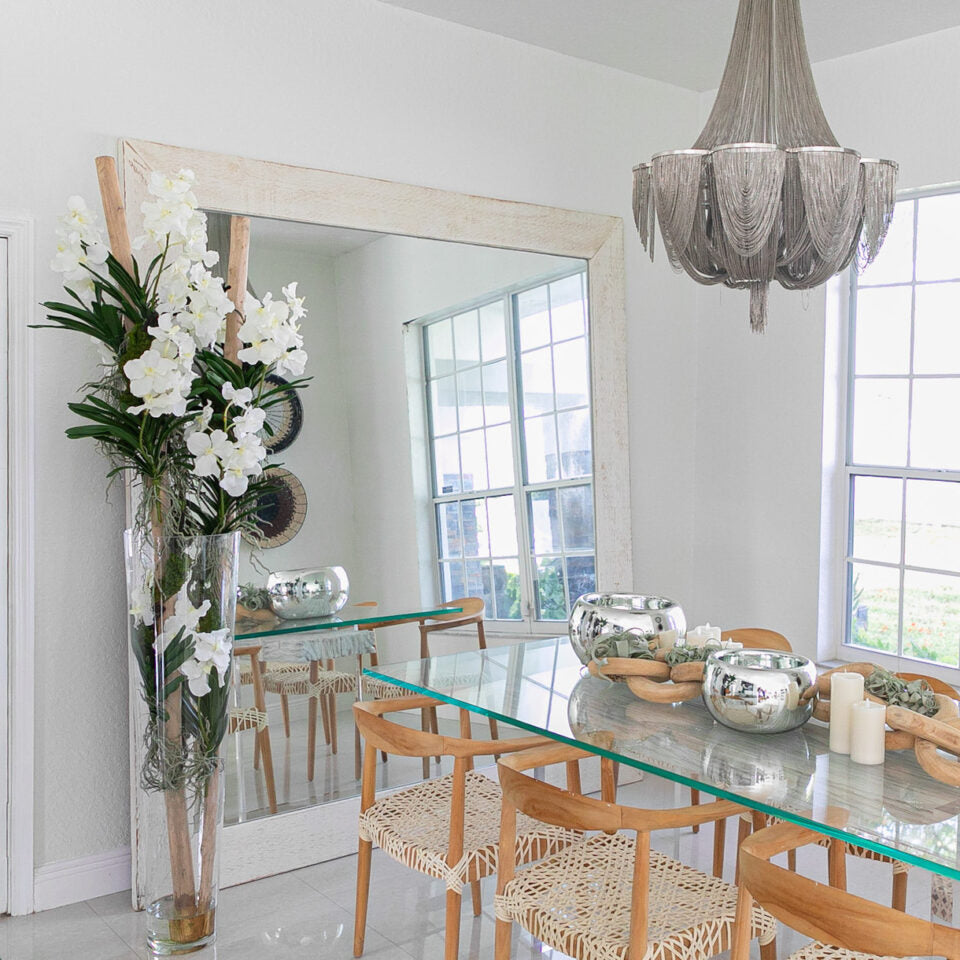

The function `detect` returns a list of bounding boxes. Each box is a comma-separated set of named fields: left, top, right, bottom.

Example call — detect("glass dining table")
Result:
left=364, top=634, right=960, bottom=912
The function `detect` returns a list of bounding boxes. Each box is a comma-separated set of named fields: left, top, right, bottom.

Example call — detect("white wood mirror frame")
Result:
left=120, top=138, right=634, bottom=897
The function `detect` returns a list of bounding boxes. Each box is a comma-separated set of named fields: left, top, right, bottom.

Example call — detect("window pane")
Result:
left=848, top=562, right=899, bottom=653
left=917, top=194, right=960, bottom=282
left=567, top=555, right=596, bottom=608
left=521, top=346, right=555, bottom=415
left=436, top=502, right=462, bottom=558
left=440, top=560, right=466, bottom=602
left=457, top=367, right=483, bottom=431
left=486, top=424, right=514, bottom=488
left=517, top=285, right=550, bottom=350
left=550, top=274, right=585, bottom=341
left=434, top=435, right=461, bottom=495
left=902, top=570, right=960, bottom=666
left=529, top=489, right=560, bottom=554
left=524, top=414, right=559, bottom=483
left=479, top=301, right=506, bottom=362
left=553, top=338, right=589, bottom=410
left=487, top=495, right=518, bottom=556
left=482, top=359, right=510, bottom=425
left=851, top=378, right=908, bottom=466
left=534, top=556, right=567, bottom=621
left=561, top=484, right=595, bottom=550
left=426, top=319, right=454, bottom=378
left=859, top=199, right=914, bottom=286
left=911, top=379, right=960, bottom=471
left=906, top=480, right=960, bottom=572
left=461, top=499, right=489, bottom=558
left=558, top=408, right=592, bottom=479
left=429, top=376, right=458, bottom=436
left=459, top=429, right=487, bottom=491
left=465, top=559, right=493, bottom=615
left=453, top=310, right=479, bottom=368
left=913, top=283, right=960, bottom=374
left=492, top=557, right=522, bottom=620
left=851, top=475, right=902, bottom=564
left=854, top=286, right=911, bottom=375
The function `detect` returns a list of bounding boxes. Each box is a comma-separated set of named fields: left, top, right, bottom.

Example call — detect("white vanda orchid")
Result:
left=232, top=405, right=266, bottom=437
left=218, top=466, right=250, bottom=497
left=193, top=628, right=232, bottom=685
left=226, top=433, right=267, bottom=472
left=237, top=338, right=283, bottom=367
left=186, top=429, right=234, bottom=478
left=123, top=349, right=179, bottom=398
left=184, top=401, right=214, bottom=439
left=180, top=657, right=212, bottom=697
left=276, top=347, right=308, bottom=377
left=129, top=581, right=156, bottom=627
left=221, top=382, right=253, bottom=408
left=283, top=282, right=306, bottom=321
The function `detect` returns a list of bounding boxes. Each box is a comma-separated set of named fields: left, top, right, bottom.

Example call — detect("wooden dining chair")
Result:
left=229, top=645, right=278, bottom=814
left=495, top=741, right=778, bottom=960
left=353, top=696, right=580, bottom=960
left=733, top=818, right=960, bottom=960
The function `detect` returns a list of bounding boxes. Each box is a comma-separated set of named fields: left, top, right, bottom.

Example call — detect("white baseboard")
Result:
left=34, top=846, right=131, bottom=912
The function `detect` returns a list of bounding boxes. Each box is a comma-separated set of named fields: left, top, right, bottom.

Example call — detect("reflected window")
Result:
left=845, top=190, right=960, bottom=667
left=421, top=269, right=596, bottom=625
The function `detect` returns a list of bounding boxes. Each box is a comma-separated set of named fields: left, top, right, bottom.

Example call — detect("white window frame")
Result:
left=418, top=265, right=595, bottom=634
left=836, top=183, right=960, bottom=681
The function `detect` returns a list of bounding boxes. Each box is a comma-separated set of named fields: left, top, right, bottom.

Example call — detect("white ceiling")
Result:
left=249, top=217, right=384, bottom=258
left=378, top=0, right=960, bottom=91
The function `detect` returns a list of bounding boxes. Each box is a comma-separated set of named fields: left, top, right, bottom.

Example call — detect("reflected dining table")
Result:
left=365, top=634, right=960, bottom=920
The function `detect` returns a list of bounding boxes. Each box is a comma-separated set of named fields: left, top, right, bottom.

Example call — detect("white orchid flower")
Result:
left=219, top=467, right=249, bottom=497
left=184, top=401, right=214, bottom=439
left=237, top=340, right=283, bottom=366
left=232, top=405, right=266, bottom=437
left=276, top=347, right=308, bottom=377
left=129, top=583, right=155, bottom=627
left=186, top=429, right=233, bottom=477
left=221, top=382, right=253, bottom=407
left=181, top=658, right=212, bottom=697
left=194, top=628, right=232, bottom=684
left=124, top=349, right=179, bottom=398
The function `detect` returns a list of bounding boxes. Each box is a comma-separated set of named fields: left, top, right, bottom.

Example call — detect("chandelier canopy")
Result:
left=632, top=0, right=898, bottom=331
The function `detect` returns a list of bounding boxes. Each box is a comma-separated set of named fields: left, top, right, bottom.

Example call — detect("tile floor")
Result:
left=0, top=770, right=937, bottom=960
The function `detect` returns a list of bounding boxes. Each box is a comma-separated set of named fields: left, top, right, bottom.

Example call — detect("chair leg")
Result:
left=444, top=889, right=462, bottom=960
left=355, top=723, right=362, bottom=781
left=734, top=817, right=750, bottom=885
left=787, top=848, right=797, bottom=872
left=320, top=689, right=332, bottom=745
left=259, top=727, right=278, bottom=814
left=690, top=788, right=700, bottom=833
left=281, top=694, right=291, bottom=738
left=253, top=729, right=261, bottom=770
left=891, top=869, right=908, bottom=912
left=330, top=692, right=339, bottom=755
left=713, top=817, right=727, bottom=879
left=307, top=694, right=318, bottom=783
left=494, top=918, right=512, bottom=960
left=354, top=837, right=373, bottom=957
left=420, top=708, right=431, bottom=779
left=470, top=879, right=482, bottom=917
left=429, top=706, right=440, bottom=763
left=760, top=936, right=778, bottom=960
left=828, top=840, right=847, bottom=891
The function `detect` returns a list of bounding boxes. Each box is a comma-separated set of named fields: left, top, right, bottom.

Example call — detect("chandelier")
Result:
left=632, top=0, right=898, bottom=331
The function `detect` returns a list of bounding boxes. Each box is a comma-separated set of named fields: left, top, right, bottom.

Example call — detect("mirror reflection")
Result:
left=207, top=213, right=592, bottom=825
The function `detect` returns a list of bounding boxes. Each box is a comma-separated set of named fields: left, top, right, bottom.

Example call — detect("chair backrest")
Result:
left=420, top=597, right=487, bottom=654
left=722, top=627, right=791, bottom=651
left=735, top=821, right=960, bottom=960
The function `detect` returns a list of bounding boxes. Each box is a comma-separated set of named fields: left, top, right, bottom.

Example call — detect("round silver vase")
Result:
left=267, top=566, right=350, bottom=620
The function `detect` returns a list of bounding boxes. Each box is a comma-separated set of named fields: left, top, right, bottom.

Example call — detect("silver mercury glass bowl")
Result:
left=568, top=593, right=686, bottom=667
left=267, top=566, right=349, bottom=620
left=702, top=649, right=818, bottom=734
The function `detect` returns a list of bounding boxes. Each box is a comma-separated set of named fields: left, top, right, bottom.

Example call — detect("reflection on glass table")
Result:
left=365, top=635, right=960, bottom=881
left=225, top=604, right=462, bottom=826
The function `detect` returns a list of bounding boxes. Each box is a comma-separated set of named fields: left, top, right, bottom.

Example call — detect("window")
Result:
left=844, top=189, right=960, bottom=667
left=421, top=268, right=596, bottom=626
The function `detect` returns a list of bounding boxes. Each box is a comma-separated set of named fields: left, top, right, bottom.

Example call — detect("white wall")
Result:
left=0, top=0, right=700, bottom=880
left=687, top=28, right=960, bottom=658
left=334, top=235, right=577, bottom=660
left=241, top=240, right=357, bottom=585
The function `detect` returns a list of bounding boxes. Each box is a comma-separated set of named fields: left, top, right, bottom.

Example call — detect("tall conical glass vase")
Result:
left=124, top=530, right=240, bottom=955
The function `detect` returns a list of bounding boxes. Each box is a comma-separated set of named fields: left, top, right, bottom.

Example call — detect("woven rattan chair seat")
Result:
left=240, top=661, right=307, bottom=685
left=495, top=833, right=777, bottom=960
left=361, top=675, right=409, bottom=699
left=788, top=943, right=896, bottom=960
left=359, top=770, right=577, bottom=893
left=262, top=667, right=357, bottom=697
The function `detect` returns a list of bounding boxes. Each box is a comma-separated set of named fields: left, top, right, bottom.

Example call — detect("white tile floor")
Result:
left=0, top=770, right=936, bottom=960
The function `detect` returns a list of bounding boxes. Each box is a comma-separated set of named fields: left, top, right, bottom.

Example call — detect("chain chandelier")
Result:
left=632, top=0, right=898, bottom=331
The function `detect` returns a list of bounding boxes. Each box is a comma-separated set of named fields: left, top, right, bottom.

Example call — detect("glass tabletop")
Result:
left=236, top=605, right=460, bottom=640
left=365, top=635, right=960, bottom=881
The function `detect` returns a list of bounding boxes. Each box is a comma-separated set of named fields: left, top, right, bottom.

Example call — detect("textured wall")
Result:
left=0, top=0, right=700, bottom=868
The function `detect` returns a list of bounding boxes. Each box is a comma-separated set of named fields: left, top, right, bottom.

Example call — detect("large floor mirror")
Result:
left=121, top=139, right=633, bottom=896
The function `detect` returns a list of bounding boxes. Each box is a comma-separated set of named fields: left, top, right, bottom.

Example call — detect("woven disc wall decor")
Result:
left=243, top=467, right=308, bottom=548
left=262, top=374, right=304, bottom=454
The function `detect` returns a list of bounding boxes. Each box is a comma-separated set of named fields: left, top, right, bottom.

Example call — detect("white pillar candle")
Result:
left=829, top=672, right=865, bottom=754
left=850, top=700, right=887, bottom=766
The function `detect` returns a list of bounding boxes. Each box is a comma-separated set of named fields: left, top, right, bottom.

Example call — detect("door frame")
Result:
left=1, top=215, right=36, bottom=915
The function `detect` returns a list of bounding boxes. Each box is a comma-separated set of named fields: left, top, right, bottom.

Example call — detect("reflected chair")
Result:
left=353, top=696, right=579, bottom=960
left=494, top=741, right=778, bottom=960
left=229, top=645, right=278, bottom=814
left=410, top=598, right=499, bottom=779
left=733, top=819, right=960, bottom=960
